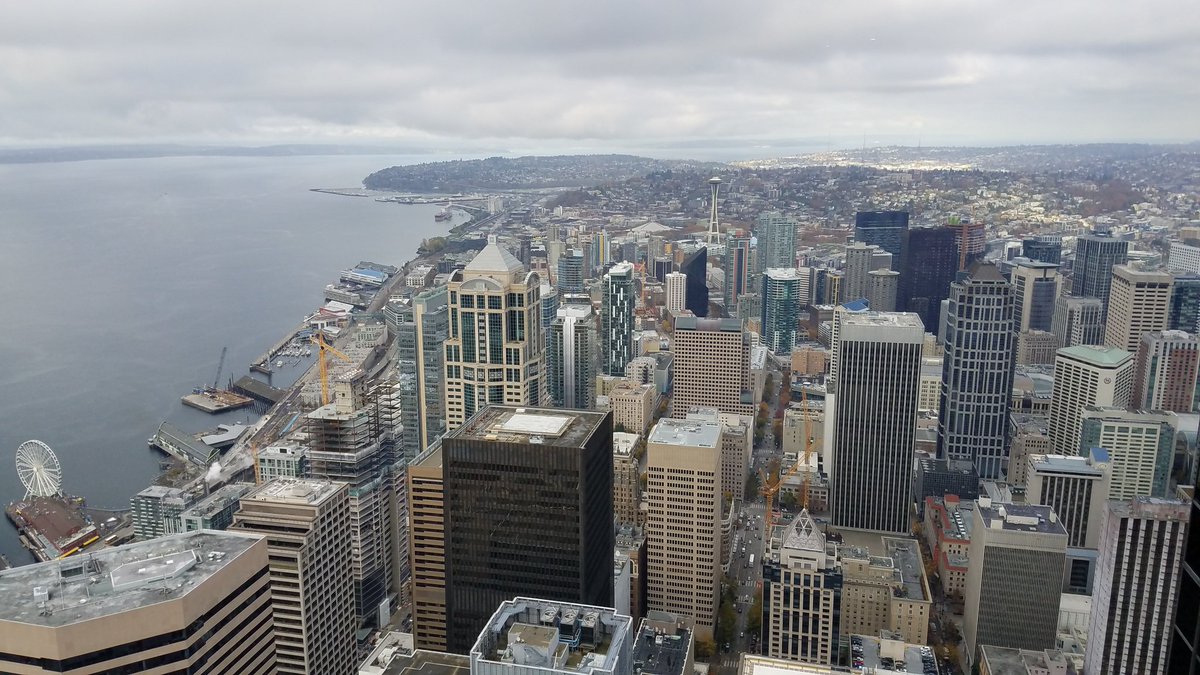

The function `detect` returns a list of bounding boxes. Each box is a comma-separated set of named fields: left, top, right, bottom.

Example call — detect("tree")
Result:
left=746, top=588, right=764, bottom=639
left=694, top=638, right=716, bottom=659
left=744, top=472, right=761, bottom=502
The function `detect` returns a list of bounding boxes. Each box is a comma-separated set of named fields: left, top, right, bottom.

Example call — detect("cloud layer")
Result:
left=2, top=1, right=1196, bottom=151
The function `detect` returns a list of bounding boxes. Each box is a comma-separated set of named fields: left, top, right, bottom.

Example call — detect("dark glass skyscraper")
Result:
left=899, top=226, right=959, bottom=331
left=1171, top=275, right=1200, bottom=333
left=1071, top=234, right=1128, bottom=316
left=1022, top=236, right=1063, bottom=265
left=442, top=406, right=614, bottom=654
left=1169, top=479, right=1200, bottom=674
left=681, top=246, right=709, bottom=317
left=724, top=232, right=752, bottom=311
left=854, top=210, right=909, bottom=257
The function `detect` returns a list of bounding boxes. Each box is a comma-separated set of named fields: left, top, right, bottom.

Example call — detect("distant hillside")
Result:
left=362, top=154, right=726, bottom=192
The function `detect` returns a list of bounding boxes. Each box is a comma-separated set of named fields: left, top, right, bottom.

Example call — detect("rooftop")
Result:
left=739, top=655, right=837, bottom=675
left=244, top=478, right=345, bottom=506
left=465, top=237, right=525, bottom=275
left=0, top=530, right=262, bottom=627
left=853, top=634, right=938, bottom=675
left=1057, top=344, right=1132, bottom=367
left=449, top=406, right=608, bottom=449
left=648, top=418, right=722, bottom=449
left=1029, top=454, right=1106, bottom=477
left=632, top=612, right=694, bottom=675
left=612, top=432, right=640, bottom=456
left=1108, top=496, right=1189, bottom=522
left=358, top=631, right=470, bottom=675
left=977, top=502, right=1068, bottom=536
left=471, top=597, right=632, bottom=675
left=674, top=316, right=744, bottom=333
left=781, top=510, right=825, bottom=554
left=178, top=483, right=254, bottom=521
left=978, top=646, right=1077, bottom=675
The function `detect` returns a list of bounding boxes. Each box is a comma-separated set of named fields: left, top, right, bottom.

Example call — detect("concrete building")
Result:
left=469, top=597, right=633, bottom=675
left=1007, top=414, right=1052, bottom=486
left=762, top=511, right=841, bottom=665
left=1051, top=296, right=1105, bottom=349
left=1015, top=330, right=1059, bottom=365
left=178, top=482, right=253, bottom=532
left=1086, top=497, right=1189, bottom=675
left=1133, top=330, right=1200, bottom=412
left=613, top=432, right=641, bottom=526
left=867, top=269, right=900, bottom=312
left=131, top=485, right=190, bottom=539
left=1079, top=407, right=1177, bottom=499
left=407, top=444, right=448, bottom=651
left=602, top=262, right=637, bottom=376
left=762, top=268, right=805, bottom=355
left=964, top=502, right=1068, bottom=663
left=1047, top=345, right=1134, bottom=456
left=256, top=444, right=308, bottom=483
left=0, top=530, right=276, bottom=674
left=549, top=304, right=600, bottom=410
left=442, top=406, right=614, bottom=653
left=838, top=534, right=932, bottom=646
left=1011, top=260, right=1061, bottom=332
left=1169, top=478, right=1200, bottom=673
left=843, top=242, right=886, bottom=302
left=444, top=237, right=545, bottom=429
left=686, top=408, right=751, bottom=504
left=670, top=316, right=754, bottom=419
left=831, top=313, right=924, bottom=533
left=757, top=211, right=798, bottom=272
left=665, top=271, right=687, bottom=315
left=632, top=612, right=694, bottom=675
left=939, top=262, right=1016, bottom=479
left=1024, top=451, right=1111, bottom=548
left=232, top=479, right=356, bottom=675
left=610, top=380, right=657, bottom=435
left=646, top=417, right=723, bottom=639
left=977, top=646, right=1079, bottom=675
left=917, top=357, right=942, bottom=413
left=1071, top=234, right=1129, bottom=317
left=1168, top=240, right=1200, bottom=275
left=1104, top=265, right=1173, bottom=352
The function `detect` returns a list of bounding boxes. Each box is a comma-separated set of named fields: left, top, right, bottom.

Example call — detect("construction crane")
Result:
left=760, top=389, right=820, bottom=542
left=211, top=346, right=227, bottom=391
left=311, top=333, right=351, bottom=406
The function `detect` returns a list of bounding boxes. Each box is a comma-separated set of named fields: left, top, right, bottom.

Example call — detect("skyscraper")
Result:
left=761, top=268, right=804, bottom=355
left=898, top=226, right=959, bottom=331
left=762, top=511, right=841, bottom=664
left=831, top=312, right=924, bottom=533
left=443, top=238, right=544, bottom=429
left=854, top=210, right=909, bottom=257
left=442, top=406, right=613, bottom=653
left=1047, top=345, right=1134, bottom=456
left=385, top=285, right=449, bottom=454
left=1051, top=295, right=1105, bottom=348
left=602, top=262, right=636, bottom=376
left=756, top=211, right=797, bottom=272
left=724, top=232, right=752, bottom=311
left=557, top=248, right=585, bottom=294
left=680, top=246, right=709, bottom=317
left=232, top=479, right=356, bottom=675
left=842, top=242, right=883, bottom=301
left=1080, top=407, right=1177, bottom=499
left=866, top=269, right=900, bottom=312
left=646, top=417, right=722, bottom=639
left=1071, top=234, right=1129, bottom=316
left=549, top=303, right=599, bottom=409
left=1086, top=497, right=1189, bottom=675
left=665, top=271, right=687, bottom=315
left=670, top=316, right=754, bottom=418
left=408, top=445, right=448, bottom=651
left=1011, top=260, right=1061, bottom=332
left=1104, top=264, right=1173, bottom=352
left=1024, top=451, right=1111, bottom=548
left=1169, top=274, right=1200, bottom=333
left=1134, top=330, right=1200, bottom=411
left=1168, top=478, right=1200, bottom=674
left=1022, top=236, right=1063, bottom=265
left=938, top=263, right=1016, bottom=479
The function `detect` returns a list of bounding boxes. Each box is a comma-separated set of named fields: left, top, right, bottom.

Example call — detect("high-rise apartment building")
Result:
left=761, top=268, right=804, bottom=355
left=0, top=530, right=277, bottom=674
left=1080, top=406, right=1177, bottom=499
left=443, top=238, right=545, bottom=429
left=949, top=220, right=986, bottom=267
left=1025, top=450, right=1111, bottom=548
left=442, top=406, right=614, bottom=653
left=1051, top=295, right=1105, bottom=348
left=1047, top=345, right=1134, bottom=456
left=646, top=417, right=722, bottom=639
left=898, top=226, right=959, bottom=331
left=1169, top=240, right=1200, bottom=275
left=680, top=247, right=709, bottom=317
left=854, top=210, right=909, bottom=257
left=1134, top=330, right=1200, bottom=411
left=762, top=511, right=841, bottom=665
left=549, top=304, right=599, bottom=409
left=842, top=242, right=884, bottom=301
left=469, top=597, right=633, bottom=675
left=408, top=444, right=448, bottom=651
left=557, top=248, right=585, bottom=294
left=670, top=316, right=754, bottom=418
left=1022, top=236, right=1063, bottom=265
left=938, top=263, right=1016, bottom=479
left=1169, top=478, right=1200, bottom=674
left=1071, top=234, right=1129, bottom=316
left=385, top=285, right=449, bottom=454
left=1104, top=265, right=1173, bottom=352
left=756, top=211, right=798, bottom=272
left=131, top=485, right=189, bottom=539
left=831, top=312, right=924, bottom=533
left=602, top=262, right=636, bottom=376
left=963, top=502, right=1067, bottom=662
left=665, top=271, right=687, bottom=315
left=866, top=269, right=900, bottom=312
left=232, top=479, right=355, bottom=675
left=1170, top=274, right=1200, bottom=333
left=1086, top=497, right=1189, bottom=675
left=724, top=232, right=752, bottom=311
left=1011, top=260, right=1061, bottom=332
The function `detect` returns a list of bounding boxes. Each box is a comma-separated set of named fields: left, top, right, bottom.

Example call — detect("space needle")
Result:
left=705, top=176, right=723, bottom=246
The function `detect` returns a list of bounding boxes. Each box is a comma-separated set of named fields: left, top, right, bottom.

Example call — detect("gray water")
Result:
left=0, top=155, right=454, bottom=565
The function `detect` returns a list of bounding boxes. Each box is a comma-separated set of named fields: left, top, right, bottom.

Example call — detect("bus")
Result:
left=748, top=554, right=755, bottom=568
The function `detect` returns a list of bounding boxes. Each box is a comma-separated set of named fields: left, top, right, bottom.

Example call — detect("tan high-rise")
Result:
left=1048, top=345, right=1134, bottom=456
left=613, top=432, right=642, bottom=525
left=671, top=316, right=753, bottom=418
left=232, top=479, right=355, bottom=675
left=407, top=444, right=448, bottom=651
left=0, top=530, right=276, bottom=674
left=1104, top=265, right=1173, bottom=352
left=646, top=417, right=722, bottom=639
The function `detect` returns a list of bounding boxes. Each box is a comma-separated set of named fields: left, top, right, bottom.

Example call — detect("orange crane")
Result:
left=311, top=333, right=351, bottom=406
left=760, top=389, right=820, bottom=541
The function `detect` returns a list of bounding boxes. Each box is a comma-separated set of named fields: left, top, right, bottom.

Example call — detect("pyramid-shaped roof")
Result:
left=465, top=236, right=524, bottom=275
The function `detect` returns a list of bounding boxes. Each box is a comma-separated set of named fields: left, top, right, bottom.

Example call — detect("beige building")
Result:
left=611, top=380, right=657, bottom=435
left=1048, top=345, right=1134, bottom=456
left=0, top=530, right=276, bottom=674
left=671, top=316, right=754, bottom=418
left=686, top=408, right=753, bottom=502
left=790, top=346, right=828, bottom=377
left=613, top=431, right=642, bottom=525
left=407, top=445, right=448, bottom=651
left=1104, top=265, right=1173, bottom=353
left=443, top=237, right=545, bottom=429
left=1016, top=330, right=1059, bottom=365
left=838, top=534, right=931, bottom=646
left=764, top=512, right=841, bottom=664
left=665, top=271, right=687, bottom=315
left=232, top=479, right=356, bottom=675
left=1007, top=414, right=1052, bottom=486
left=646, top=417, right=723, bottom=639
left=918, top=357, right=942, bottom=413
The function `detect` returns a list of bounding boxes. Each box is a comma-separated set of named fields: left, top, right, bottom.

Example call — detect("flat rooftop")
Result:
left=632, top=613, right=693, bottom=675
left=978, top=503, right=1068, bottom=535
left=448, top=406, right=607, bottom=449
left=0, top=530, right=262, bottom=627
left=979, top=646, right=1076, bottom=675
left=472, top=597, right=632, bottom=675
left=739, top=655, right=838, bottom=675
left=648, top=418, right=721, bottom=449
left=1029, top=454, right=1105, bottom=477
left=840, top=311, right=925, bottom=336
left=1057, top=344, right=1131, bottom=367
left=179, top=483, right=253, bottom=520
left=854, top=634, right=938, bottom=675
left=833, top=531, right=930, bottom=603
left=244, top=478, right=344, bottom=506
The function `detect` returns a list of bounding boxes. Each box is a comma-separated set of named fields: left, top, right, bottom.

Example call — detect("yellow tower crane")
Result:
left=311, top=333, right=351, bottom=407
left=760, top=389, right=820, bottom=542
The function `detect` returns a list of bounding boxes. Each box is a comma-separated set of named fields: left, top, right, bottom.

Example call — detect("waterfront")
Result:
left=0, top=154, right=455, bottom=565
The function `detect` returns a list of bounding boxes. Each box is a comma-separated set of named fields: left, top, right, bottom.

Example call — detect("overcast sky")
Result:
left=2, top=1, right=1197, bottom=155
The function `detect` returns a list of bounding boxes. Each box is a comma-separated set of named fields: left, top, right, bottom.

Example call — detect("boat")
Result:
left=276, top=360, right=284, bottom=368
left=435, top=205, right=452, bottom=222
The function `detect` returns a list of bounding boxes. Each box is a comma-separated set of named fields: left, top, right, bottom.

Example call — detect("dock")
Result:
left=251, top=323, right=309, bottom=374
left=231, top=375, right=286, bottom=409
left=149, top=422, right=217, bottom=467
left=5, top=496, right=99, bottom=562
left=181, top=388, right=254, bottom=414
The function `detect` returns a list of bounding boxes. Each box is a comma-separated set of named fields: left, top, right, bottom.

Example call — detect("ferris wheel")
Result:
left=16, top=440, right=63, bottom=499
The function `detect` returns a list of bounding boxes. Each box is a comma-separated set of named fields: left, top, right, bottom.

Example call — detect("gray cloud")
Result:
left=0, top=0, right=1196, bottom=151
